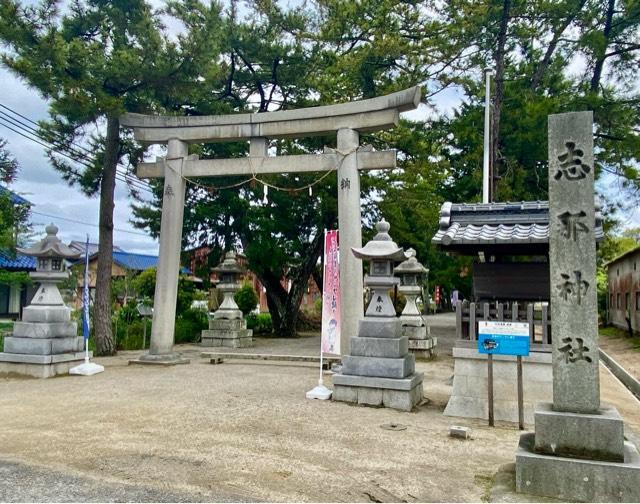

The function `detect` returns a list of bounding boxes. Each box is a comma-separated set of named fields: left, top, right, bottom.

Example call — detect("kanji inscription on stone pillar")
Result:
left=548, top=111, right=599, bottom=413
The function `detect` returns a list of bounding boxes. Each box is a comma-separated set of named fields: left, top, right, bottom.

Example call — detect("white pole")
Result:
left=483, top=67, right=494, bottom=204
left=306, top=229, right=332, bottom=400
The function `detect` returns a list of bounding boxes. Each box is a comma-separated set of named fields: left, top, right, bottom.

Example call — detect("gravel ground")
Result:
left=0, top=313, right=637, bottom=503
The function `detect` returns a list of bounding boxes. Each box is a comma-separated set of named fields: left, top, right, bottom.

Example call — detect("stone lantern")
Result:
left=211, top=251, right=243, bottom=320
left=395, top=248, right=436, bottom=358
left=332, top=219, right=424, bottom=411
left=395, top=248, right=427, bottom=324
left=201, top=251, right=253, bottom=348
left=0, top=223, right=86, bottom=378
left=352, top=219, right=406, bottom=317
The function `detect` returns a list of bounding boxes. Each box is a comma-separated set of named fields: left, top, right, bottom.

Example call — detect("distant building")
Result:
left=606, top=245, right=640, bottom=334
left=0, top=185, right=34, bottom=319
left=0, top=250, right=36, bottom=318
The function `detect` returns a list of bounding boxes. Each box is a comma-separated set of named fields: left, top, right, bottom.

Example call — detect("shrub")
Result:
left=234, top=283, right=258, bottom=315
left=246, top=313, right=273, bottom=335
left=174, top=308, right=209, bottom=344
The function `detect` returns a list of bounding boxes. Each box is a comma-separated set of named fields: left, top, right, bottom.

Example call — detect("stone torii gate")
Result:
left=121, top=87, right=421, bottom=364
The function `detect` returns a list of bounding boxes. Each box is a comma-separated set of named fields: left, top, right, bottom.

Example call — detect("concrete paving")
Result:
left=0, top=313, right=637, bottom=502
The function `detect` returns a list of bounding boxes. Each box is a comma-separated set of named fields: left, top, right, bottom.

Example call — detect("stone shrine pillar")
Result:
left=395, top=249, right=436, bottom=359
left=0, top=224, right=86, bottom=378
left=201, top=251, right=253, bottom=348
left=337, top=128, right=364, bottom=357
left=515, top=111, right=640, bottom=502
left=136, top=139, right=189, bottom=365
left=332, top=220, right=424, bottom=411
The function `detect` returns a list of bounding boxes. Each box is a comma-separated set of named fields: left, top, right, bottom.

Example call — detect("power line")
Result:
left=0, top=116, right=149, bottom=192
left=0, top=111, right=151, bottom=192
left=0, top=104, right=152, bottom=193
left=31, top=210, right=152, bottom=237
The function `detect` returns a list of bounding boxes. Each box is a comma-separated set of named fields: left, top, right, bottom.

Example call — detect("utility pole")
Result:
left=482, top=67, right=494, bottom=203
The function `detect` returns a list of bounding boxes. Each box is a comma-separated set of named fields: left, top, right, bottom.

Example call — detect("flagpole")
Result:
left=318, top=229, right=327, bottom=387
left=70, top=234, right=104, bottom=375
left=306, top=229, right=332, bottom=400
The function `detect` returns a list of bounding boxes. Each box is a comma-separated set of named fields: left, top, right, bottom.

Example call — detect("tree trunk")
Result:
left=255, top=232, right=324, bottom=338
left=491, top=0, right=512, bottom=202
left=590, top=0, right=615, bottom=92
left=93, top=114, right=119, bottom=356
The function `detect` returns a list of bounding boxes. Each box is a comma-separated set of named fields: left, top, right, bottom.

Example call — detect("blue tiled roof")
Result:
left=111, top=251, right=191, bottom=274
left=0, top=250, right=36, bottom=270
left=112, top=251, right=159, bottom=271
left=0, top=185, right=31, bottom=206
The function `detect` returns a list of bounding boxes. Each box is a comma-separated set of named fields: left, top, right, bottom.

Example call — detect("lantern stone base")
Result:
left=403, top=325, right=437, bottom=359
left=0, top=351, right=89, bottom=378
left=201, top=318, right=253, bottom=348
left=332, top=373, right=424, bottom=411
left=515, top=432, right=640, bottom=502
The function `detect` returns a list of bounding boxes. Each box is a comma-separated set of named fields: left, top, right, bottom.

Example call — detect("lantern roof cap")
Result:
left=395, top=248, right=428, bottom=274
left=17, top=223, right=80, bottom=259
left=352, top=219, right=405, bottom=261
left=212, top=250, right=243, bottom=274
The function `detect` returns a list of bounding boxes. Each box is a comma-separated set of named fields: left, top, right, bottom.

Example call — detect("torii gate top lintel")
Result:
left=120, top=86, right=421, bottom=144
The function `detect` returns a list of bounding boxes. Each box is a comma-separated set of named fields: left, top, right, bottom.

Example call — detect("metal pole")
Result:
left=517, top=355, right=524, bottom=430
left=482, top=67, right=494, bottom=204
left=488, top=353, right=494, bottom=427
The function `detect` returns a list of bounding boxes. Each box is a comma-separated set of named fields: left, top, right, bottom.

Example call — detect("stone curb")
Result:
left=599, top=348, right=640, bottom=400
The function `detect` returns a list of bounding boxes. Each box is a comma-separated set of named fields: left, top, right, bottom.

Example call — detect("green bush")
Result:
left=114, top=319, right=150, bottom=350
left=234, top=283, right=258, bottom=315
left=174, top=308, right=209, bottom=344
left=246, top=313, right=273, bottom=335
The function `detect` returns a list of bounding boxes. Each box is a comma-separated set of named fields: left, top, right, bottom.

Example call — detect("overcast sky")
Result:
left=0, top=59, right=636, bottom=256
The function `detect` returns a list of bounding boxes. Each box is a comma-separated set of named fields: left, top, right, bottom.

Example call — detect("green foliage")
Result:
left=0, top=269, right=31, bottom=286
left=174, top=308, right=209, bottom=344
left=246, top=313, right=274, bottom=335
left=131, top=267, right=156, bottom=299
left=234, top=283, right=258, bottom=316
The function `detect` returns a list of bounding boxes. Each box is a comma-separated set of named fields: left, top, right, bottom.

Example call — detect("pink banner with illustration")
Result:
left=321, top=230, right=341, bottom=355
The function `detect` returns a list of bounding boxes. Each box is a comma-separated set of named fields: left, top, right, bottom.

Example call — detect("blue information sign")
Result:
left=478, top=321, right=530, bottom=357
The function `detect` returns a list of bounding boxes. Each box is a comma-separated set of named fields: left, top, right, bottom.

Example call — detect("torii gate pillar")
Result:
left=336, top=128, right=364, bottom=356
left=135, top=138, right=189, bottom=364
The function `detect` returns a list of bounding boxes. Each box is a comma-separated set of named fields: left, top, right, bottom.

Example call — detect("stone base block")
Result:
left=342, top=354, right=415, bottom=379
left=129, top=353, right=190, bottom=366
left=332, top=373, right=424, bottom=411
left=22, top=305, right=71, bottom=323
left=12, top=321, right=77, bottom=338
left=409, top=338, right=436, bottom=350
left=444, top=346, right=552, bottom=424
left=409, top=337, right=437, bottom=360
left=350, top=336, right=408, bottom=358
left=402, top=325, right=428, bottom=340
left=213, top=309, right=243, bottom=320
left=201, top=336, right=253, bottom=348
left=358, top=317, right=401, bottom=338
left=208, top=318, right=247, bottom=330
left=533, top=402, right=625, bottom=462
left=0, top=352, right=88, bottom=378
left=201, top=328, right=252, bottom=340
left=516, top=432, right=640, bottom=502
left=4, top=336, right=83, bottom=355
